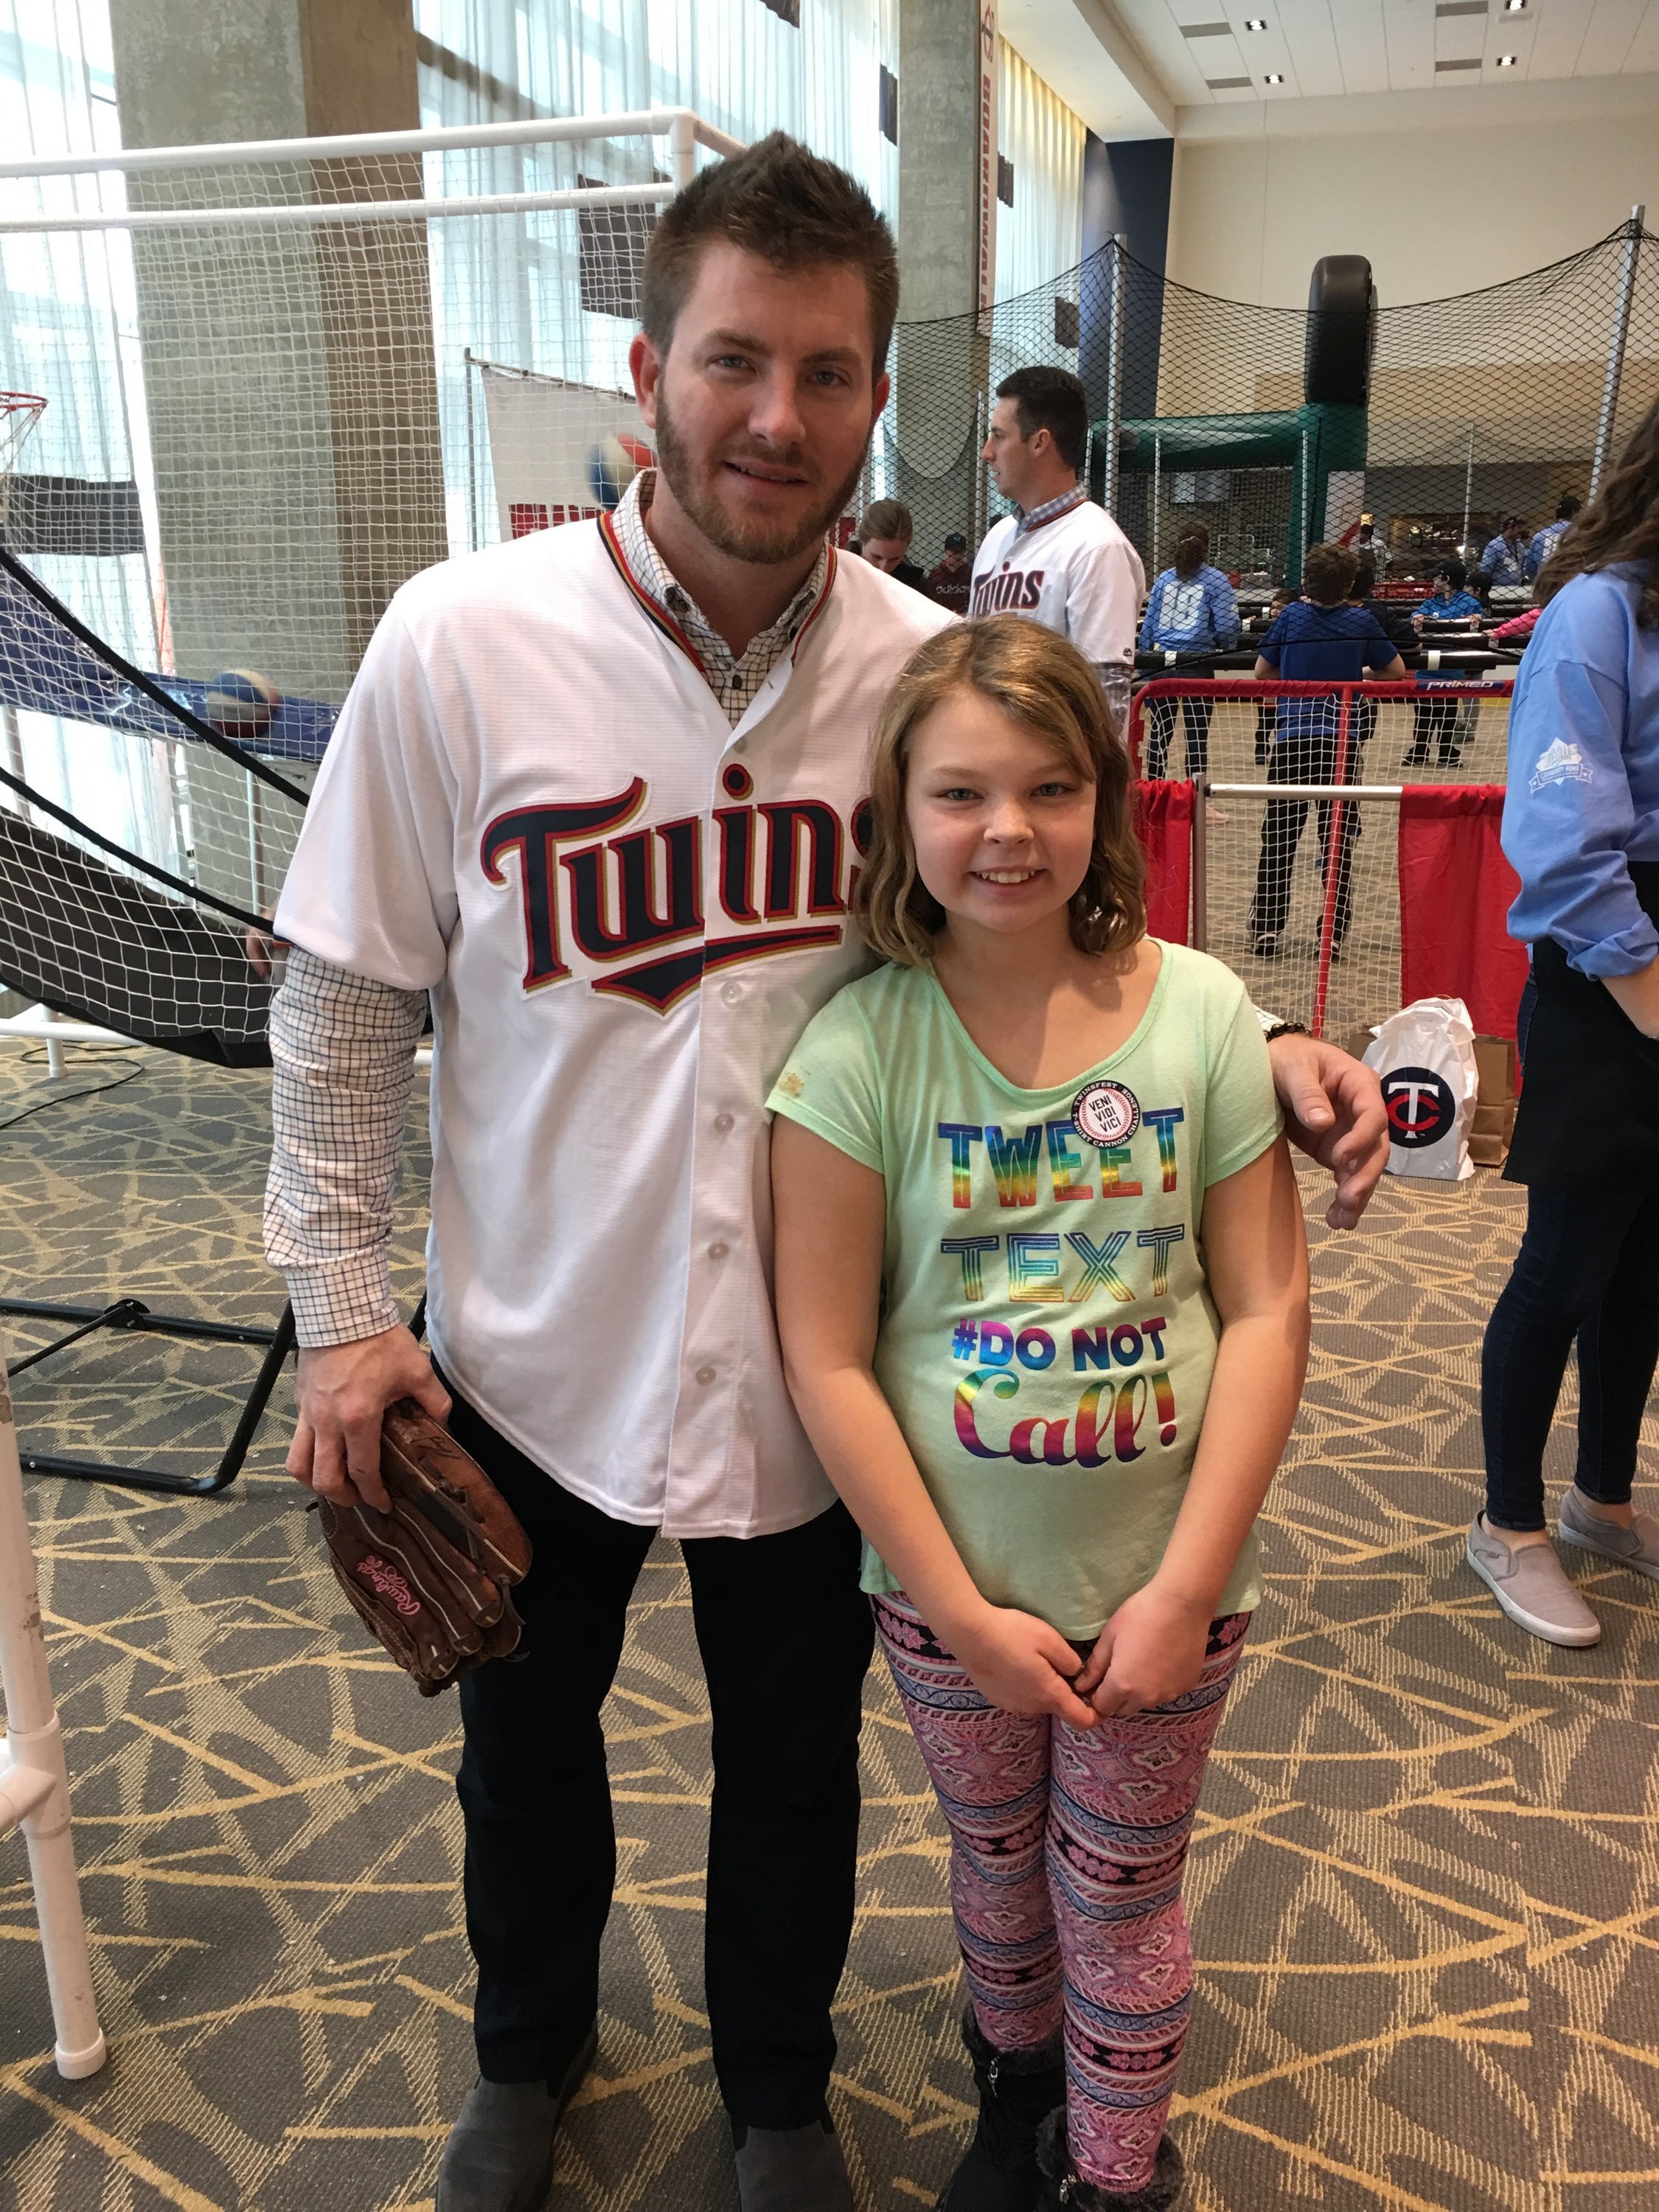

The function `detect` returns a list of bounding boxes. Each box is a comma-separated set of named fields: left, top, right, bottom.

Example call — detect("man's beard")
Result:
left=653, top=392, right=867, bottom=567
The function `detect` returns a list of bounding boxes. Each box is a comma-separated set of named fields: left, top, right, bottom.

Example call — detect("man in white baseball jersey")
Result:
left=972, top=366, right=1146, bottom=734
left=266, top=135, right=1388, bottom=2212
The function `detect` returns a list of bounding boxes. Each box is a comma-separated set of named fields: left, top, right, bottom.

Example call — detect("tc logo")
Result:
left=1382, top=1065, right=1455, bottom=1149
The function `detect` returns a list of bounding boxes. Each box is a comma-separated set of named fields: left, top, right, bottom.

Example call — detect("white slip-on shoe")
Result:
left=1466, top=1514, right=1601, bottom=1647
left=1557, top=1488, right=1659, bottom=1582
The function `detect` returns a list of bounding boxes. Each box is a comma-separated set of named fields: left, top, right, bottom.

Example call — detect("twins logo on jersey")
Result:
left=481, top=763, right=870, bottom=1015
left=970, top=566, right=1046, bottom=616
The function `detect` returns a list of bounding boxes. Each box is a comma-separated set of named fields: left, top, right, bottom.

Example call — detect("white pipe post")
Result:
left=1101, top=235, right=1125, bottom=516
left=668, top=110, right=697, bottom=191
left=0, top=1351, right=107, bottom=2079
left=1461, top=422, right=1475, bottom=565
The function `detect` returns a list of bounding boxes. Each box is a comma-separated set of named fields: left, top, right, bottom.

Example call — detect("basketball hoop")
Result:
left=0, top=392, right=46, bottom=530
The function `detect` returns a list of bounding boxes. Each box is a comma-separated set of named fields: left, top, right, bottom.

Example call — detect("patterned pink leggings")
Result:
left=873, top=1593, right=1249, bottom=2196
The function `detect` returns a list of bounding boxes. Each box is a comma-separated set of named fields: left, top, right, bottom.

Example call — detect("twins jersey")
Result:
left=275, top=521, right=952, bottom=1537
left=970, top=498, right=1146, bottom=669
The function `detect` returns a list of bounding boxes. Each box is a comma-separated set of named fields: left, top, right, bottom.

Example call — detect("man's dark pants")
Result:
left=442, top=1380, right=875, bottom=2130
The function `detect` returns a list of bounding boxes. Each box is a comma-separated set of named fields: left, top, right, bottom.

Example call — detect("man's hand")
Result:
left=1074, top=1581, right=1211, bottom=1719
left=245, top=907, right=286, bottom=980
left=947, top=1604, right=1099, bottom=1729
left=1268, top=1032, right=1388, bottom=1230
left=288, top=1325, right=451, bottom=1514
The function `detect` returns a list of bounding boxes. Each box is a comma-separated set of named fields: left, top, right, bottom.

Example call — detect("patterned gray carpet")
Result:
left=1, top=1041, right=1656, bottom=2212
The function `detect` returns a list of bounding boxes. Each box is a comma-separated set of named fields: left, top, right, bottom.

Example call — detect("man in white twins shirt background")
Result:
left=267, top=132, right=1388, bottom=2212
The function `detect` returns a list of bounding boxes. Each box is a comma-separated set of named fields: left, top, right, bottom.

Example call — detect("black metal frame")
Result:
left=1, top=1295, right=296, bottom=1497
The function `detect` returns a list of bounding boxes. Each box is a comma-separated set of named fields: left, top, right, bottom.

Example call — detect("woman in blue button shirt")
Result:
left=1467, top=397, right=1659, bottom=1649
left=1478, top=515, right=1529, bottom=591
left=1138, top=526, right=1239, bottom=779
left=1404, top=560, right=1484, bottom=768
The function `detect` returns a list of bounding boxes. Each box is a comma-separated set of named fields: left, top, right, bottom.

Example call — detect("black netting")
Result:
left=877, top=218, right=1658, bottom=594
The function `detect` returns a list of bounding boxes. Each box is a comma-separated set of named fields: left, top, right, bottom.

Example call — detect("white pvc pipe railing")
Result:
left=0, top=107, right=743, bottom=181
left=0, top=107, right=745, bottom=232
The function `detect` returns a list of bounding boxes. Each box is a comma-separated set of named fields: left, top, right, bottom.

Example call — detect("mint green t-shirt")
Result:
left=767, top=942, right=1281, bottom=1639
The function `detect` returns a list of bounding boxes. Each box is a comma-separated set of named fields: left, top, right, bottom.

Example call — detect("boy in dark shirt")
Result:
left=926, top=531, right=972, bottom=616
left=1248, top=541, right=1406, bottom=959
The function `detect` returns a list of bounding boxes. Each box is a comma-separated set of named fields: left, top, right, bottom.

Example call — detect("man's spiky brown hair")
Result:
left=640, top=131, right=899, bottom=374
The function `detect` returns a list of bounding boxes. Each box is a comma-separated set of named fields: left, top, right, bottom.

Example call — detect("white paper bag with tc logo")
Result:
left=1361, top=996, right=1478, bottom=1181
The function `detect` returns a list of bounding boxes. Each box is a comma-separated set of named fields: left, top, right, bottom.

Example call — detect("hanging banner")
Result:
left=479, top=366, right=654, bottom=538
left=978, top=1, right=999, bottom=330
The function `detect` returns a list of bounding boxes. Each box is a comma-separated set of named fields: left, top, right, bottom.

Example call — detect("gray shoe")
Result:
left=436, top=2025, right=597, bottom=2212
left=733, top=2113, right=853, bottom=2212
left=1465, top=1514, right=1601, bottom=1647
left=1557, top=1488, right=1659, bottom=1580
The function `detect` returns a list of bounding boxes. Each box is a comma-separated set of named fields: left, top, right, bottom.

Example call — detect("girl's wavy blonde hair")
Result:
left=853, top=613, right=1146, bottom=967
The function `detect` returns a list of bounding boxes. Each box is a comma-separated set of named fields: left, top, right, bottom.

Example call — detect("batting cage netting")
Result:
left=0, top=107, right=1655, bottom=1055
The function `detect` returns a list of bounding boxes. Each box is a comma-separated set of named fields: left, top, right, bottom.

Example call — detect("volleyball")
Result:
left=203, top=668, right=281, bottom=737
left=586, top=431, right=653, bottom=510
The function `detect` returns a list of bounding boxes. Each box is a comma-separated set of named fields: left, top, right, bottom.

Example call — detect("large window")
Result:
left=995, top=38, right=1083, bottom=306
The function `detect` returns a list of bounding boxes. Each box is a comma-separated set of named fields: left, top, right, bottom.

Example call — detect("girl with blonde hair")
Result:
left=768, top=614, right=1310, bottom=2212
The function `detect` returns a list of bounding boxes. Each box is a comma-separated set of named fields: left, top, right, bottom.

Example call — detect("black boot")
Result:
left=1033, top=2108, right=1185, bottom=2211
left=937, top=2006, right=1066, bottom=2212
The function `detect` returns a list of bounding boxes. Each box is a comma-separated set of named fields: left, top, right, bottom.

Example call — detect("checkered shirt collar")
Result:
left=1015, top=484, right=1088, bottom=536
left=609, top=470, right=829, bottom=723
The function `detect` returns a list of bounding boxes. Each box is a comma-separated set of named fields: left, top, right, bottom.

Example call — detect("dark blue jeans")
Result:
left=1146, top=695, right=1213, bottom=780
left=1481, top=1181, right=1659, bottom=1530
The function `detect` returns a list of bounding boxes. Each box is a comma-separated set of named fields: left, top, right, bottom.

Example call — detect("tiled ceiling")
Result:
left=1116, top=0, right=1659, bottom=106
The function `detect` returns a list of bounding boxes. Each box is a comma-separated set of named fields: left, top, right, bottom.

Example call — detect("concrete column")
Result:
left=895, top=0, right=986, bottom=558
left=108, top=0, right=448, bottom=709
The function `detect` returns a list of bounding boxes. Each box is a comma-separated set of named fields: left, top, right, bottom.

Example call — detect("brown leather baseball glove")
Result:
left=317, top=1399, right=532, bottom=1696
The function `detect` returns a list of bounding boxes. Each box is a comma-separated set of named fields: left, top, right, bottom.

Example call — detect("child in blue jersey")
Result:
left=1405, top=560, right=1484, bottom=768
left=1137, top=525, right=1239, bottom=779
left=1248, top=542, right=1405, bottom=959
left=1467, top=398, right=1659, bottom=1649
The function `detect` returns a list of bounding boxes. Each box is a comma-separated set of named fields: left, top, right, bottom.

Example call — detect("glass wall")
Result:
left=995, top=38, right=1083, bottom=308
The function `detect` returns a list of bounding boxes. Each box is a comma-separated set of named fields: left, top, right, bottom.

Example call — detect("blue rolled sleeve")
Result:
left=1502, top=574, right=1659, bottom=978
left=1206, top=569, right=1240, bottom=650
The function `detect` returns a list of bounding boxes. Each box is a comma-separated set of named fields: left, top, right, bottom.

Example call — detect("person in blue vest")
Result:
left=1138, top=525, right=1240, bottom=781
left=1247, top=541, right=1405, bottom=960
left=1525, top=494, right=1582, bottom=582
left=1467, top=395, right=1659, bottom=1649
left=1478, top=515, right=1529, bottom=591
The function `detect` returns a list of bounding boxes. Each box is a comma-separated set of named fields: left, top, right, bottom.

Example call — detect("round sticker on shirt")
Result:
left=1071, top=1079, right=1141, bottom=1149
left=1382, top=1065, right=1456, bottom=1149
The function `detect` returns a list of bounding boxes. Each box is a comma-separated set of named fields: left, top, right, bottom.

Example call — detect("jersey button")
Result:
left=708, top=1241, right=728, bottom=1261
left=722, top=982, right=743, bottom=1006
left=695, top=1364, right=717, bottom=1386
left=713, top=1113, right=734, bottom=1133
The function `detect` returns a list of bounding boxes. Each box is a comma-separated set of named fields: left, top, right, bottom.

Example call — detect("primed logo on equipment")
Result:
left=356, top=1554, right=422, bottom=1618
left=1382, top=1066, right=1455, bottom=1148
